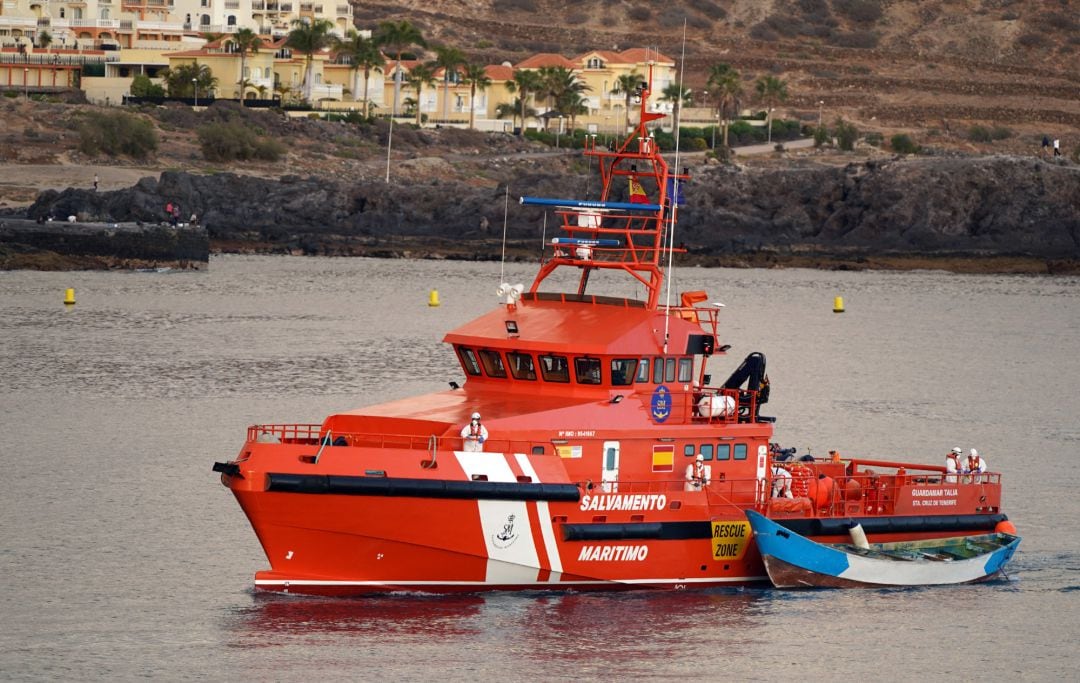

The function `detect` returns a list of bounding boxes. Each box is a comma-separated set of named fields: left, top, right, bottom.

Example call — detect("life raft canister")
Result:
left=790, top=464, right=812, bottom=498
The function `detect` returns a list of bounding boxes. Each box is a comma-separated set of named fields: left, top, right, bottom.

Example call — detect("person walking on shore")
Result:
left=1054, top=138, right=1061, bottom=157
left=1041, top=135, right=1050, bottom=158
left=93, top=174, right=99, bottom=192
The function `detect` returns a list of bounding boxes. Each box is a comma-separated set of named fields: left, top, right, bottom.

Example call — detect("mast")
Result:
left=523, top=60, right=689, bottom=310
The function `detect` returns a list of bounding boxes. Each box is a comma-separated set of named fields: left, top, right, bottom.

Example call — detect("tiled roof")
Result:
left=484, top=64, right=514, bottom=80
left=515, top=52, right=576, bottom=69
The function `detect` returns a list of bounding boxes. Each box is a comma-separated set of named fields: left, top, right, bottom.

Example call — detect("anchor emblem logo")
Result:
left=492, top=514, right=519, bottom=549
left=651, top=385, right=671, bottom=423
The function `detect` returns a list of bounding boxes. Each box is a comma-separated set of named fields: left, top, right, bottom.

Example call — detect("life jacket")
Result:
left=969, top=456, right=982, bottom=472
left=789, top=465, right=812, bottom=498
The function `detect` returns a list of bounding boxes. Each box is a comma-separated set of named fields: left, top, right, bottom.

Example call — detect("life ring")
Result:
left=790, top=464, right=812, bottom=498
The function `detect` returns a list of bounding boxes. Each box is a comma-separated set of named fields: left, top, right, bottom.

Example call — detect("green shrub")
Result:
left=968, top=125, right=992, bottom=142
left=864, top=131, right=883, bottom=147
left=78, top=110, right=158, bottom=159
left=130, top=74, right=165, bottom=98
left=833, top=117, right=859, bottom=151
left=197, top=121, right=284, bottom=161
left=813, top=125, right=829, bottom=147
left=4, top=90, right=20, bottom=98
left=890, top=133, right=920, bottom=154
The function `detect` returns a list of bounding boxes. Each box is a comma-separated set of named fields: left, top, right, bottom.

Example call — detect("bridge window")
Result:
left=457, top=347, right=481, bottom=375
left=478, top=350, right=507, bottom=378
left=734, top=443, right=747, bottom=461
left=652, top=356, right=663, bottom=384
left=665, top=357, right=676, bottom=383
left=507, top=352, right=536, bottom=380
left=575, top=357, right=602, bottom=385
left=636, top=358, right=649, bottom=383
left=678, top=358, right=693, bottom=383
left=717, top=444, right=730, bottom=461
left=610, top=358, right=637, bottom=386
left=700, top=444, right=714, bottom=461
left=683, top=444, right=695, bottom=458
left=539, top=354, right=569, bottom=382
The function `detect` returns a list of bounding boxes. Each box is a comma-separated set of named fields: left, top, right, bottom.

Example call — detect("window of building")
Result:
left=637, top=358, right=650, bottom=383
left=717, top=444, right=730, bottom=461
left=201, top=0, right=209, bottom=6
left=59, top=7, right=65, bottom=17
left=200, top=14, right=210, bottom=25
left=678, top=357, right=693, bottom=383
left=100, top=8, right=109, bottom=19
left=457, top=347, right=481, bottom=376
left=227, top=15, right=236, bottom=25
left=734, top=443, right=748, bottom=460
left=264, top=67, right=271, bottom=79
left=700, top=443, right=714, bottom=461
left=478, top=350, right=507, bottom=378
left=575, top=357, right=602, bottom=385
left=586, top=57, right=603, bottom=69
left=507, top=352, right=536, bottom=380
left=610, top=358, right=637, bottom=386
left=539, top=354, right=570, bottom=382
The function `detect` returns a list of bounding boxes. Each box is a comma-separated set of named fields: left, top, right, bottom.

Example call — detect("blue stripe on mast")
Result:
left=520, top=196, right=663, bottom=212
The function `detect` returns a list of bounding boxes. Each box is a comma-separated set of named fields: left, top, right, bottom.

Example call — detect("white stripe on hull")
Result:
left=514, top=452, right=564, bottom=582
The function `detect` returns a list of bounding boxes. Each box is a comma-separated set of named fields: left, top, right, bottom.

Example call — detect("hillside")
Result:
left=354, top=0, right=1080, bottom=146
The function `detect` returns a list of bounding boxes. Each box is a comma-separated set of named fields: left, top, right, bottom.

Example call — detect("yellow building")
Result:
left=380, top=48, right=677, bottom=133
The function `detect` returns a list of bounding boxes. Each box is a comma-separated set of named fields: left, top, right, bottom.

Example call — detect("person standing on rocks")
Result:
left=93, top=174, right=99, bottom=192
left=1054, top=138, right=1061, bottom=157
left=1042, top=136, right=1050, bottom=158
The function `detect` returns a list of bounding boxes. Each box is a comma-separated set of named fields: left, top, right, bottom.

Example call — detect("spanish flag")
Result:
left=628, top=177, right=649, bottom=204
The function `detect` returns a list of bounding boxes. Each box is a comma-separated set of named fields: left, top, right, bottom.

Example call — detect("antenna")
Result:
left=500, top=185, right=510, bottom=284
left=662, top=20, right=688, bottom=353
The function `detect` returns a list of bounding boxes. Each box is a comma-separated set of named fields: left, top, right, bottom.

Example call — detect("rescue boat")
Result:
left=212, top=65, right=1018, bottom=595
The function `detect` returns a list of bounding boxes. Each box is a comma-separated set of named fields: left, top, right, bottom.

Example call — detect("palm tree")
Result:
left=38, top=30, right=52, bottom=49
left=337, top=29, right=384, bottom=116
left=505, top=69, right=543, bottom=136
left=659, top=81, right=692, bottom=129
left=163, top=61, right=217, bottom=98
left=755, top=75, right=788, bottom=143
left=375, top=19, right=426, bottom=116
left=405, top=62, right=436, bottom=126
left=707, top=62, right=742, bottom=148
left=274, top=82, right=294, bottom=105
left=610, top=72, right=642, bottom=132
left=461, top=62, right=491, bottom=130
left=285, top=18, right=335, bottom=103
left=232, top=28, right=262, bottom=103
left=495, top=98, right=535, bottom=132
left=559, top=91, right=590, bottom=133
left=540, top=66, right=590, bottom=130
left=430, top=45, right=466, bottom=124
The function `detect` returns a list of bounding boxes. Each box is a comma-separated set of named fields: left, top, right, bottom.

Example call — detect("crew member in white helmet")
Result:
left=685, top=453, right=711, bottom=491
left=460, top=412, right=488, bottom=452
left=966, top=448, right=987, bottom=482
left=945, top=447, right=962, bottom=483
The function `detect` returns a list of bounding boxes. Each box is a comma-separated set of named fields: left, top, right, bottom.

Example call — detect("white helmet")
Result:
left=951, top=447, right=962, bottom=455
left=471, top=412, right=481, bottom=420
left=970, top=448, right=978, bottom=457
left=696, top=454, right=705, bottom=462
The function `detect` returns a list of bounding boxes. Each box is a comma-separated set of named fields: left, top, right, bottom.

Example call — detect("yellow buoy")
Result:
left=833, top=296, right=845, bottom=313
left=64, top=288, right=76, bottom=306
left=428, top=289, right=440, bottom=307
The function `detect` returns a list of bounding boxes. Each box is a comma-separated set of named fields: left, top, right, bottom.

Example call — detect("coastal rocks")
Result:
left=16, top=155, right=1080, bottom=263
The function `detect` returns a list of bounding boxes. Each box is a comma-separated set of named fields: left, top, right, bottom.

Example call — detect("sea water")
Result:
left=1, top=255, right=1077, bottom=680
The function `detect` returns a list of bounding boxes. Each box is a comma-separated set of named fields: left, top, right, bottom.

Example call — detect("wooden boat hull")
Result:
left=747, top=510, right=1020, bottom=588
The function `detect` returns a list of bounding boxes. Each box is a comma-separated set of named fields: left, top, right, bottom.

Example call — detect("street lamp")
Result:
left=767, top=107, right=775, bottom=144
left=192, top=78, right=198, bottom=108
left=24, top=68, right=29, bottom=100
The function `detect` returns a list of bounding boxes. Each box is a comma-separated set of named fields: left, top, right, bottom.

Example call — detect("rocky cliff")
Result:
left=18, top=154, right=1080, bottom=268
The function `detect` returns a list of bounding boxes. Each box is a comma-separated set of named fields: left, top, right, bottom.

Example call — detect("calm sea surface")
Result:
left=1, top=255, right=1077, bottom=680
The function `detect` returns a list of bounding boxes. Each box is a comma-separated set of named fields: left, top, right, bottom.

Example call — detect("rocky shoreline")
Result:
left=3, top=153, right=1079, bottom=273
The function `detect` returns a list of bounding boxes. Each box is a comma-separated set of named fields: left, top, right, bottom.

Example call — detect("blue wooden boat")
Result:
left=746, top=510, right=1020, bottom=588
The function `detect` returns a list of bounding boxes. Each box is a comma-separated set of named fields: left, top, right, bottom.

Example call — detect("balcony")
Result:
left=251, top=1, right=265, bottom=7
left=336, top=4, right=350, bottom=15
left=225, top=0, right=239, bottom=7
left=300, top=2, right=312, bottom=10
